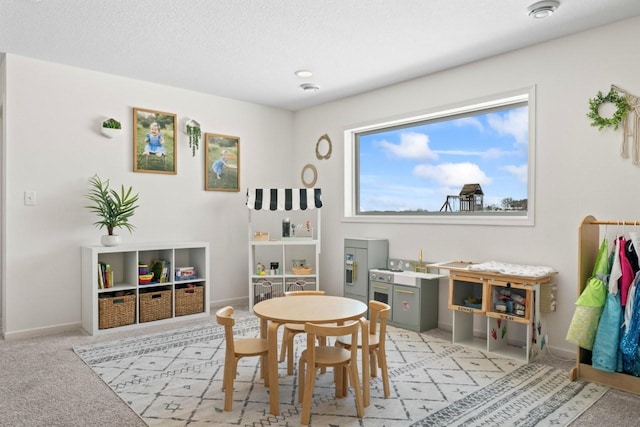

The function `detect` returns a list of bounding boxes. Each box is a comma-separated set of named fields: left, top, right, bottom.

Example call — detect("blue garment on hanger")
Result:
left=592, top=291, right=622, bottom=372
left=620, top=277, right=640, bottom=374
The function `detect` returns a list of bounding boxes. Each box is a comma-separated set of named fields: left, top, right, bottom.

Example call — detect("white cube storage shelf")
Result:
left=81, top=241, right=209, bottom=335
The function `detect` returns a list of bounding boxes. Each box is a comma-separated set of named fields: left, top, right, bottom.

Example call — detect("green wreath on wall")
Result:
left=587, top=89, right=630, bottom=131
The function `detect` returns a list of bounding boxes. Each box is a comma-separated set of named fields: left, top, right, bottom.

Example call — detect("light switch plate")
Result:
left=24, top=190, right=37, bottom=206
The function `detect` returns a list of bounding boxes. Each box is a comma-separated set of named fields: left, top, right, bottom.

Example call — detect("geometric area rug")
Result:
left=73, top=313, right=607, bottom=426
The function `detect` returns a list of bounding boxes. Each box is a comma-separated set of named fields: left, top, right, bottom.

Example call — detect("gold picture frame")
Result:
left=205, top=133, right=240, bottom=191
left=133, top=108, right=177, bottom=174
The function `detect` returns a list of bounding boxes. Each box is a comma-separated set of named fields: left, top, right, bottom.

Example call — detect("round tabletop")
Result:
left=253, top=295, right=367, bottom=324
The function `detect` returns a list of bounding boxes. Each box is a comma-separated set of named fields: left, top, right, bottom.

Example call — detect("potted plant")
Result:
left=85, top=175, right=140, bottom=246
left=185, top=119, right=201, bottom=156
left=101, top=118, right=122, bottom=138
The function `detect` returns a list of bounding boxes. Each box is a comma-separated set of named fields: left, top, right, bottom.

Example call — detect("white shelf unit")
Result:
left=247, top=188, right=322, bottom=309
left=250, top=240, right=320, bottom=307
left=81, top=241, right=209, bottom=335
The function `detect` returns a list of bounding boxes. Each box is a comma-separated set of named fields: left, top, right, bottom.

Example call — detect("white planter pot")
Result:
left=101, top=235, right=122, bottom=247
left=101, top=127, right=122, bottom=139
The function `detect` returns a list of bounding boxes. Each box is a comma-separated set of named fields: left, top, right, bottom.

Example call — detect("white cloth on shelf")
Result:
left=466, top=260, right=555, bottom=278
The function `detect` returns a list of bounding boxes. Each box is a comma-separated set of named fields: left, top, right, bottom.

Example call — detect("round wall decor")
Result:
left=301, top=163, right=318, bottom=188
left=587, top=89, right=630, bottom=131
left=315, top=133, right=333, bottom=160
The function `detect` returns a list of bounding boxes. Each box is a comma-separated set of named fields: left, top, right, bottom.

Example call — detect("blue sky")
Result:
left=359, top=106, right=528, bottom=212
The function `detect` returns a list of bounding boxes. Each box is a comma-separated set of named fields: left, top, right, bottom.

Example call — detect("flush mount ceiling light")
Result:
left=528, top=0, right=559, bottom=18
left=295, top=70, right=313, bottom=78
left=300, top=83, right=319, bottom=92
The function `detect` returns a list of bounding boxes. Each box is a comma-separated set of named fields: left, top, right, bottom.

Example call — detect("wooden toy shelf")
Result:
left=441, top=262, right=555, bottom=363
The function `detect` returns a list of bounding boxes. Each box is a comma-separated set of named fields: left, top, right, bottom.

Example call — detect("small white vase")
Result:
left=101, top=235, right=122, bottom=247
left=101, top=127, right=122, bottom=139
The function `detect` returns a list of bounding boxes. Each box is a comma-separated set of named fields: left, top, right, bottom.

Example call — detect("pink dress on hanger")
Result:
left=619, top=237, right=634, bottom=306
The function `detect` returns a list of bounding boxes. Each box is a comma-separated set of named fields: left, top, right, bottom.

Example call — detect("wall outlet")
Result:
left=24, top=190, right=37, bottom=206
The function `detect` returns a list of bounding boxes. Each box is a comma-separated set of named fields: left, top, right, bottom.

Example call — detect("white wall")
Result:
left=1, top=55, right=5, bottom=328
left=293, top=16, right=640, bottom=355
left=3, top=17, right=640, bottom=356
left=2, top=55, right=293, bottom=337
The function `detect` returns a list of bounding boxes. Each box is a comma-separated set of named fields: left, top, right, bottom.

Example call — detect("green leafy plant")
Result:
left=186, top=122, right=201, bottom=156
left=85, top=175, right=139, bottom=235
left=587, top=89, right=630, bottom=131
left=102, top=118, right=122, bottom=129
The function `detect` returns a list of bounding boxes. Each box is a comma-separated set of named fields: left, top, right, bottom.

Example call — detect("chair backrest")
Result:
left=216, top=306, right=236, bottom=354
left=368, top=300, right=391, bottom=341
left=304, top=321, right=360, bottom=363
left=284, top=290, right=325, bottom=296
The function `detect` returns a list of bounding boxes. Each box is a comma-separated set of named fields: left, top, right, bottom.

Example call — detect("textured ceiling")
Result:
left=1, top=0, right=640, bottom=111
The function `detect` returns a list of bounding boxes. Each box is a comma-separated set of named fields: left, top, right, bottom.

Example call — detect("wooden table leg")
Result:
left=267, top=321, right=281, bottom=416
left=259, top=318, right=268, bottom=381
left=359, top=318, right=370, bottom=408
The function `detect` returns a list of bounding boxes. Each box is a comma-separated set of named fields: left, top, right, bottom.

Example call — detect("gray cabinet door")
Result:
left=392, top=284, right=420, bottom=329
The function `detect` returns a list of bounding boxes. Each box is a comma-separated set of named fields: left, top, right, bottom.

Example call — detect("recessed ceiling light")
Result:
left=528, top=1, right=559, bottom=18
left=295, top=70, right=313, bottom=78
left=300, top=83, right=319, bottom=92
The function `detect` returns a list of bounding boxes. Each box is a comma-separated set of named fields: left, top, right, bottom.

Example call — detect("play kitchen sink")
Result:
left=393, top=270, right=445, bottom=286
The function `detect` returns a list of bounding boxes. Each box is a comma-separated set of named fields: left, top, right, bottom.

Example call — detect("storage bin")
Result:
left=139, top=289, right=172, bottom=322
left=448, top=274, right=487, bottom=313
left=292, top=266, right=313, bottom=275
left=285, top=277, right=316, bottom=292
left=175, top=286, right=204, bottom=316
left=253, top=278, right=284, bottom=304
left=99, top=293, right=136, bottom=329
left=487, top=280, right=532, bottom=323
left=253, top=231, right=269, bottom=241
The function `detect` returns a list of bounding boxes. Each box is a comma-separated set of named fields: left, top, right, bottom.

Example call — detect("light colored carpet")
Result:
left=73, top=312, right=607, bottom=426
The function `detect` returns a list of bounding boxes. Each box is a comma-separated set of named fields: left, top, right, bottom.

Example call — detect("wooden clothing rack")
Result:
left=570, top=215, right=640, bottom=394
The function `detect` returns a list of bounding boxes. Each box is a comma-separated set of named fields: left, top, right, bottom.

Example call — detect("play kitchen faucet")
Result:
left=414, top=248, right=428, bottom=273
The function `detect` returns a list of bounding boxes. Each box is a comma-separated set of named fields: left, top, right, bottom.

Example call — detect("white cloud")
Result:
left=377, top=132, right=438, bottom=160
left=413, top=162, right=492, bottom=187
left=435, top=147, right=509, bottom=158
left=501, top=164, right=528, bottom=183
left=482, top=147, right=508, bottom=159
left=453, top=116, right=484, bottom=132
left=487, top=107, right=528, bottom=145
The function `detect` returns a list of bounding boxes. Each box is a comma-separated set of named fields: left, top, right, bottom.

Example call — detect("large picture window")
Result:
left=343, top=88, right=535, bottom=225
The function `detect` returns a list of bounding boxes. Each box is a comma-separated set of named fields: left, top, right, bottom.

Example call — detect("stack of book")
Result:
left=97, top=262, right=114, bottom=289
left=151, top=259, right=170, bottom=283
left=175, top=266, right=197, bottom=280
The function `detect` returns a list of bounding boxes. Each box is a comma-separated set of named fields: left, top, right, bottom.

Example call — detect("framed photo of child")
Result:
left=133, top=107, right=177, bottom=174
left=205, top=133, right=240, bottom=191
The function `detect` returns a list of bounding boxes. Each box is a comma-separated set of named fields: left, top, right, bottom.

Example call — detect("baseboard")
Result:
left=210, top=296, right=249, bottom=310
left=1, top=298, right=247, bottom=340
left=2, top=321, right=83, bottom=340
left=545, top=345, right=575, bottom=361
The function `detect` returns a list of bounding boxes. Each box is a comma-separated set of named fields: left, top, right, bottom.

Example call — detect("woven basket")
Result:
left=139, top=289, right=172, bottom=323
left=292, top=266, right=312, bottom=275
left=175, top=286, right=204, bottom=316
left=98, top=293, right=136, bottom=329
left=253, top=231, right=269, bottom=241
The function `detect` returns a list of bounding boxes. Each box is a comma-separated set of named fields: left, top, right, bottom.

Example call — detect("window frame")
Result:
left=343, top=86, right=536, bottom=226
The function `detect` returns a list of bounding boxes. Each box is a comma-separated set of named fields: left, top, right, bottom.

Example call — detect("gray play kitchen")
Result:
left=344, top=238, right=445, bottom=332
left=369, top=257, right=444, bottom=332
